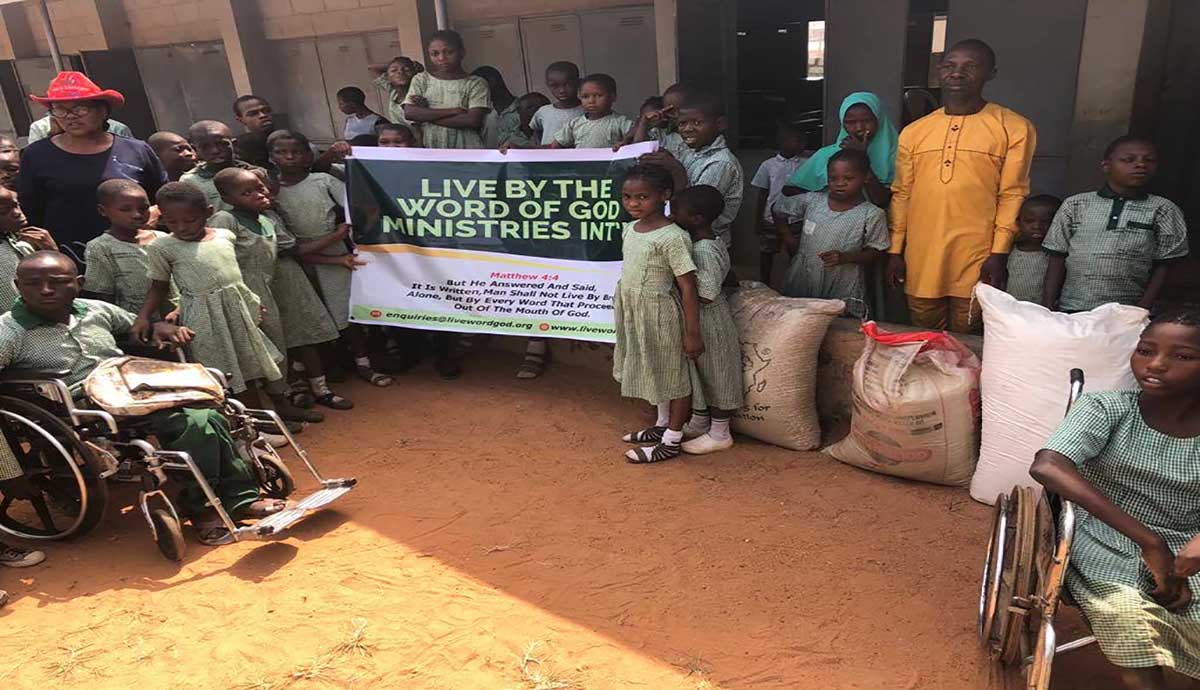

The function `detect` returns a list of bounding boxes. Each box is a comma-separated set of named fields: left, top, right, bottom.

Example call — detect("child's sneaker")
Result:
left=681, top=433, right=734, bottom=455
left=0, top=541, right=45, bottom=568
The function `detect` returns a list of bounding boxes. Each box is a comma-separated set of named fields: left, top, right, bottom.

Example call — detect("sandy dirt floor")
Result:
left=0, top=352, right=1130, bottom=690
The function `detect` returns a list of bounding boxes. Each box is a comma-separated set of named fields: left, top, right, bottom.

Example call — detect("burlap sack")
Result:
left=826, top=324, right=981, bottom=486
left=729, top=286, right=844, bottom=450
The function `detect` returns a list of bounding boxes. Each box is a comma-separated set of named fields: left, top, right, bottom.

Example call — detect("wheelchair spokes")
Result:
left=0, top=399, right=107, bottom=540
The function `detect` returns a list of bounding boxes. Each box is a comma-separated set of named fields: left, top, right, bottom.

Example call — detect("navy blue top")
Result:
left=18, top=135, right=167, bottom=260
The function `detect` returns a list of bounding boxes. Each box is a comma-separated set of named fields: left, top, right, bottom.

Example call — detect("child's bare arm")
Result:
left=295, top=224, right=351, bottom=256
left=1042, top=253, right=1066, bottom=309
left=133, top=280, right=172, bottom=341
left=675, top=272, right=704, bottom=360
left=403, top=103, right=466, bottom=123
left=1031, top=449, right=1191, bottom=610
left=773, top=214, right=799, bottom=256
left=301, top=253, right=367, bottom=270
left=754, top=188, right=768, bottom=231
left=1138, top=262, right=1172, bottom=310
left=820, top=247, right=881, bottom=267
left=434, top=107, right=489, bottom=130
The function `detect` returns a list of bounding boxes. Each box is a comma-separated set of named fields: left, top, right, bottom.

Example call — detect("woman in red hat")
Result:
left=17, top=72, right=166, bottom=261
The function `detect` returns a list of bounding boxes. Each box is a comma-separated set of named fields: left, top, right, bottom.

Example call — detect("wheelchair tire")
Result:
left=256, top=452, right=295, bottom=499
left=0, top=395, right=108, bottom=540
left=149, top=508, right=185, bottom=562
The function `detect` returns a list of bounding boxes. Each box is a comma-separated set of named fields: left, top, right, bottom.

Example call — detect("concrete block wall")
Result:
left=257, top=0, right=399, bottom=40
left=29, top=0, right=107, bottom=53
left=121, top=0, right=222, bottom=45
left=447, top=0, right=638, bottom=23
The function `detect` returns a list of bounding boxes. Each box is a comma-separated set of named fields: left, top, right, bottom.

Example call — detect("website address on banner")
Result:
left=349, top=306, right=615, bottom=341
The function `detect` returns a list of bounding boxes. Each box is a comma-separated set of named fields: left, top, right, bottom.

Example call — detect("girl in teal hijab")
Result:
left=787, top=92, right=898, bottom=202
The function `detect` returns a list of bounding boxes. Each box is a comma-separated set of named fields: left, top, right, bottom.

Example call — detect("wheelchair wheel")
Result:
left=0, top=396, right=108, bottom=540
left=255, top=448, right=295, bottom=499
left=149, top=508, right=185, bottom=562
left=980, top=486, right=1058, bottom=667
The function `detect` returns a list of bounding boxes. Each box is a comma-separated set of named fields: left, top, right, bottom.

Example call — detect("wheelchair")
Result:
left=0, top=361, right=356, bottom=562
left=978, top=369, right=1097, bottom=689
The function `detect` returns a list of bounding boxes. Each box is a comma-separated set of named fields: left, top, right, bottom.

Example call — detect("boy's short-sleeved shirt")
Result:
left=83, top=231, right=179, bottom=318
left=1004, top=248, right=1050, bottom=304
left=0, top=298, right=132, bottom=389
left=751, top=153, right=808, bottom=223
left=662, top=133, right=744, bottom=247
left=179, top=161, right=265, bottom=217
left=0, top=235, right=34, bottom=314
left=553, top=113, right=634, bottom=148
left=343, top=113, right=385, bottom=141
left=531, top=104, right=585, bottom=146
left=1042, top=186, right=1190, bottom=311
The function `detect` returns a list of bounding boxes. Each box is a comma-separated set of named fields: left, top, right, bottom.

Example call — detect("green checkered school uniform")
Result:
left=688, top=239, right=743, bottom=411
left=179, top=162, right=263, bottom=216
left=1042, top=391, right=1200, bottom=678
left=1004, top=247, right=1049, bottom=304
left=83, top=232, right=180, bottom=320
left=0, top=298, right=259, bottom=518
left=612, top=222, right=697, bottom=404
left=552, top=113, right=634, bottom=148
left=661, top=133, right=744, bottom=246
left=275, top=173, right=353, bottom=331
left=146, top=229, right=282, bottom=394
left=209, top=210, right=339, bottom=352
left=1042, top=186, right=1189, bottom=311
left=0, top=233, right=33, bottom=313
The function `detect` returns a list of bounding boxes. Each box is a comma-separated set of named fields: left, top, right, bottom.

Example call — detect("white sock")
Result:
left=662, top=429, right=683, bottom=446
left=688, top=410, right=711, bottom=429
left=526, top=339, right=547, bottom=355
left=354, top=356, right=371, bottom=368
left=709, top=417, right=731, bottom=442
left=655, top=402, right=670, bottom=427
left=309, top=375, right=331, bottom=397
left=292, top=360, right=307, bottom=374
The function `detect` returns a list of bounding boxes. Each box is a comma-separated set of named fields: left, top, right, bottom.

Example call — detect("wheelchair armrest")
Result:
left=0, top=368, right=72, bottom=382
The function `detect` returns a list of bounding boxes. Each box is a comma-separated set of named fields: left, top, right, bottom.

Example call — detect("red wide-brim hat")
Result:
left=29, top=71, right=124, bottom=108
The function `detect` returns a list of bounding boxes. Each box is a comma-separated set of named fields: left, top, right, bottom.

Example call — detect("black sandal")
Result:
left=315, top=392, right=354, bottom=410
left=515, top=352, right=547, bottom=379
left=355, top=366, right=393, bottom=387
left=622, top=426, right=665, bottom=443
left=624, top=443, right=682, bottom=464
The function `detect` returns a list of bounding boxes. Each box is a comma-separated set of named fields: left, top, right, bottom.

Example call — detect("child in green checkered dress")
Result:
left=670, top=185, right=743, bottom=456
left=1003, top=194, right=1059, bottom=304
left=134, top=183, right=284, bottom=398
left=1043, top=136, right=1189, bottom=312
left=1031, top=307, right=1200, bottom=688
left=613, top=164, right=703, bottom=464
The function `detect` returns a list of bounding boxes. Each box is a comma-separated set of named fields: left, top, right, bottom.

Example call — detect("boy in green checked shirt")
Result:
left=1042, top=136, right=1189, bottom=312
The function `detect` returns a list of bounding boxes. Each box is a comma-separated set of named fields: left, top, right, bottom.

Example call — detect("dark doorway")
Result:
left=734, top=0, right=824, bottom=151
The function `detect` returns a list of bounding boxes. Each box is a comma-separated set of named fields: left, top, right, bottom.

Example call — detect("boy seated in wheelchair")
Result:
left=1031, top=307, right=1200, bottom=689
left=0, top=251, right=289, bottom=546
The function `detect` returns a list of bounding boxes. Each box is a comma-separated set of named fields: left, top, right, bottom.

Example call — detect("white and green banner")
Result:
left=346, top=143, right=655, bottom=343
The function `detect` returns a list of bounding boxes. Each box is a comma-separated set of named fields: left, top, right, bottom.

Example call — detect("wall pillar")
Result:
left=0, top=4, right=40, bottom=59
left=214, top=0, right=271, bottom=97
left=394, top=0, right=436, bottom=60
left=1064, top=0, right=1161, bottom=193
left=653, top=0, right=677, bottom=90
left=946, top=0, right=1088, bottom=195
left=823, top=0, right=909, bottom=143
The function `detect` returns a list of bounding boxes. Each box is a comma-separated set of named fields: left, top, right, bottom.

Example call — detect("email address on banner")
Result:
left=350, top=306, right=615, bottom=338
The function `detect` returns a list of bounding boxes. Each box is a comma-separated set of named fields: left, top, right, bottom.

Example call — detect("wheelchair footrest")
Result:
left=234, top=478, right=356, bottom=540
